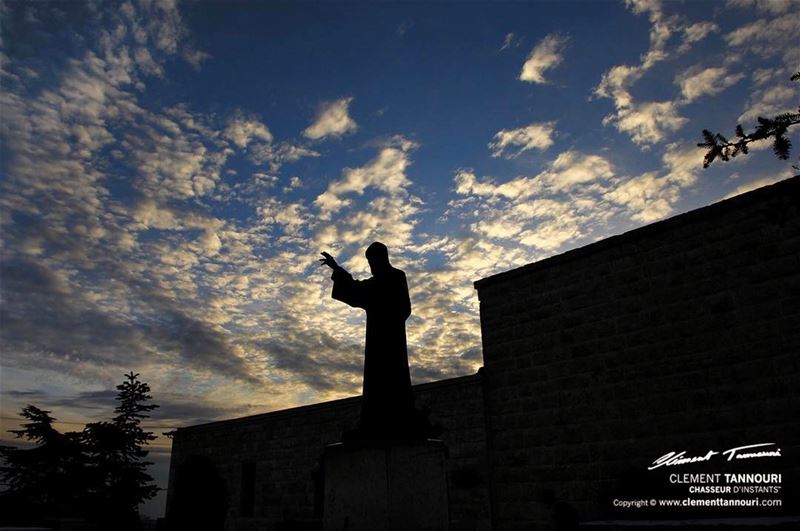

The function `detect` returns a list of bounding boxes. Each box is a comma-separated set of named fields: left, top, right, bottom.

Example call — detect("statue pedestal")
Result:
left=322, top=439, right=449, bottom=531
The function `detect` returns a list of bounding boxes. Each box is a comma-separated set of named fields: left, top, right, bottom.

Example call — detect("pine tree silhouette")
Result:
left=0, top=405, right=87, bottom=525
left=0, top=373, right=160, bottom=529
left=84, top=372, right=160, bottom=529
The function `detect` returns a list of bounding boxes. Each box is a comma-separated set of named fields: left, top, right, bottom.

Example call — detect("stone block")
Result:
left=322, top=439, right=449, bottom=531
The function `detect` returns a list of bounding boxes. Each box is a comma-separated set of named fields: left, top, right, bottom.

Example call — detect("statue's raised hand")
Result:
left=319, top=251, right=338, bottom=270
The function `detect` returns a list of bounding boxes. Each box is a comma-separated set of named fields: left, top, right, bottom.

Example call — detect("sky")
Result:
left=1, top=0, right=798, bottom=518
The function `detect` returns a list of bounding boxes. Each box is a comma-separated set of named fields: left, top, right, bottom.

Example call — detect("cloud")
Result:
left=500, top=32, right=521, bottom=51
left=604, top=142, right=702, bottom=222
left=259, top=197, right=312, bottom=234
left=595, top=64, right=645, bottom=110
left=1, top=387, right=263, bottom=431
left=222, top=112, right=318, bottom=172
left=489, top=122, right=556, bottom=158
left=182, top=48, right=211, bottom=70
left=680, top=21, right=719, bottom=51
left=661, top=142, right=704, bottom=187
left=519, top=33, right=568, bottom=84
left=0, top=0, right=327, bottom=397
left=596, top=0, right=797, bottom=149
left=751, top=68, right=783, bottom=86
left=0, top=256, right=259, bottom=385
left=303, top=97, right=358, bottom=140
left=623, top=0, right=676, bottom=68
left=454, top=151, right=617, bottom=202
left=454, top=170, right=539, bottom=200
left=155, top=395, right=262, bottom=427
left=249, top=142, right=320, bottom=172
left=718, top=6, right=800, bottom=130
left=101, top=0, right=208, bottom=75
left=284, top=176, right=303, bottom=192
left=448, top=140, right=703, bottom=272
left=603, top=101, right=688, bottom=145
left=595, top=63, right=687, bottom=147
left=224, top=114, right=273, bottom=148
left=594, top=0, right=720, bottom=146
left=676, top=67, right=744, bottom=102
left=255, top=329, right=363, bottom=393
left=604, top=172, right=676, bottom=222
left=725, top=10, right=800, bottom=67
left=1, top=31, right=403, bottom=416
left=450, top=151, right=618, bottom=253
left=545, top=151, right=616, bottom=189
left=122, top=107, right=230, bottom=201
left=3, top=389, right=117, bottom=424
left=738, top=83, right=799, bottom=124
left=726, top=0, right=794, bottom=15
left=314, top=136, right=417, bottom=218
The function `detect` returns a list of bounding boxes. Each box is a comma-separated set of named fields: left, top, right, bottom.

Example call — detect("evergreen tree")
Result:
left=0, top=405, right=87, bottom=524
left=0, top=373, right=160, bottom=529
left=83, top=372, right=160, bottom=529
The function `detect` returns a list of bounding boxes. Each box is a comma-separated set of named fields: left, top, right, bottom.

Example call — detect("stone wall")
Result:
left=474, top=177, right=800, bottom=529
left=166, top=373, right=493, bottom=530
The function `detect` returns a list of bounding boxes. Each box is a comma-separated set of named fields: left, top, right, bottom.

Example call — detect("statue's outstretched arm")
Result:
left=319, top=251, right=339, bottom=270
left=321, top=251, right=367, bottom=309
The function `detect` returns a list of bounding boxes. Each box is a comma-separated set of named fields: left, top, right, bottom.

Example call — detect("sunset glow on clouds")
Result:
left=1, top=0, right=798, bottom=516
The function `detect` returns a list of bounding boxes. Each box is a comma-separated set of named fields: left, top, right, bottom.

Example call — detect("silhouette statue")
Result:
left=320, top=242, right=418, bottom=440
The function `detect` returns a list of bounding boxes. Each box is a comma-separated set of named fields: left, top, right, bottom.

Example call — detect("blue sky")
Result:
left=1, top=0, right=798, bottom=517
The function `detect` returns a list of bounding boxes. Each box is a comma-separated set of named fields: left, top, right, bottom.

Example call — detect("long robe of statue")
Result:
left=326, top=243, right=415, bottom=438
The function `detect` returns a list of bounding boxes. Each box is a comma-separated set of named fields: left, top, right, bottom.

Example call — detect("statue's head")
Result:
left=366, top=241, right=390, bottom=275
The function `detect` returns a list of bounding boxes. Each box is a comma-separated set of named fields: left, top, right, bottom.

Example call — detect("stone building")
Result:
left=166, top=177, right=799, bottom=530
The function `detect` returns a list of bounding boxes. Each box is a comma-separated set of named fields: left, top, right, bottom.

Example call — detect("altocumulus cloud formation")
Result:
left=1, top=4, right=798, bottom=516
left=304, top=97, right=358, bottom=141
left=519, top=33, right=568, bottom=84
left=489, top=122, right=556, bottom=158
